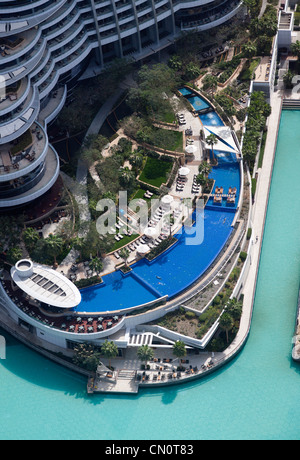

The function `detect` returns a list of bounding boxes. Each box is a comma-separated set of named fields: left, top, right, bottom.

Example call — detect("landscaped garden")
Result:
left=139, top=155, right=173, bottom=188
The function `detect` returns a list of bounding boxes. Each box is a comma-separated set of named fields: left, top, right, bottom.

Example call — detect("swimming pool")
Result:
left=79, top=270, right=160, bottom=313
left=178, top=87, right=193, bottom=97
left=187, top=95, right=210, bottom=112
left=75, top=90, right=241, bottom=313
left=199, top=111, right=224, bottom=126
left=77, top=207, right=234, bottom=312
left=206, top=153, right=241, bottom=210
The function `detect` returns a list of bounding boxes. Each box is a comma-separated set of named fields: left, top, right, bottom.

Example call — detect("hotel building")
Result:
left=0, top=0, right=244, bottom=209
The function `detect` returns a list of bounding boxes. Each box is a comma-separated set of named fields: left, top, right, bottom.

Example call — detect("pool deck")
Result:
left=88, top=348, right=224, bottom=394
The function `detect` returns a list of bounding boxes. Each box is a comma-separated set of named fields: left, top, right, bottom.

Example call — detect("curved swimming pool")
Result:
left=78, top=90, right=241, bottom=313
left=0, top=110, right=299, bottom=440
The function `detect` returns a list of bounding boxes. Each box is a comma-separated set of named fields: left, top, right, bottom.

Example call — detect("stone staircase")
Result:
left=282, top=99, right=300, bottom=110
left=117, top=369, right=136, bottom=380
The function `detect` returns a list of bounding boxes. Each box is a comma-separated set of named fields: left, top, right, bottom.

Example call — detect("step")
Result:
left=118, top=370, right=136, bottom=379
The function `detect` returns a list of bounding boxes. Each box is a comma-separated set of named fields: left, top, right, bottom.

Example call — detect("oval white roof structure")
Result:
left=11, top=260, right=81, bottom=309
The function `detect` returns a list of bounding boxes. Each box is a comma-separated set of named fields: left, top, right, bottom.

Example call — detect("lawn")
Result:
left=147, top=127, right=183, bottom=152
left=110, top=233, right=139, bottom=252
left=139, top=156, right=173, bottom=188
left=130, top=188, right=159, bottom=208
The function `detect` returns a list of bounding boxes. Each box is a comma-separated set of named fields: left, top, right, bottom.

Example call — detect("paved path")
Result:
left=224, top=90, right=283, bottom=356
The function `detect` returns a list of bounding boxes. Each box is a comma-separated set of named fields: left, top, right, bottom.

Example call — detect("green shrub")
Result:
left=239, top=251, right=247, bottom=262
left=185, top=311, right=196, bottom=319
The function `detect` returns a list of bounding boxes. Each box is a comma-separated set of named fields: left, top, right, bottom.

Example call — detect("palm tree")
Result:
left=196, top=173, right=207, bottom=187
left=226, top=297, right=243, bottom=320
left=129, top=153, right=143, bottom=175
left=119, top=247, right=130, bottom=265
left=45, top=234, right=63, bottom=267
left=101, top=340, right=118, bottom=369
left=172, top=340, right=187, bottom=360
left=219, top=312, right=234, bottom=343
left=206, top=133, right=218, bottom=164
left=89, top=257, right=103, bottom=276
left=283, top=70, right=295, bottom=89
left=119, top=167, right=135, bottom=188
left=23, top=227, right=39, bottom=251
left=198, top=161, right=212, bottom=177
left=71, top=236, right=85, bottom=259
left=137, top=344, right=154, bottom=368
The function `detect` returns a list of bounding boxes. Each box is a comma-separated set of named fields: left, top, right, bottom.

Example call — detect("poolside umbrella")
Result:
left=161, top=194, right=174, bottom=206
left=178, top=167, right=190, bottom=176
left=144, top=227, right=159, bottom=239
left=76, top=317, right=82, bottom=323
left=185, top=145, right=197, bottom=154
left=136, top=243, right=150, bottom=254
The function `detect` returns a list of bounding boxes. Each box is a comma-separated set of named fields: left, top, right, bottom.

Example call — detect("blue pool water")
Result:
left=207, top=153, right=241, bottom=210
left=199, top=111, right=224, bottom=126
left=0, top=110, right=300, bottom=440
left=79, top=270, right=159, bottom=312
left=75, top=90, right=241, bottom=313
left=187, top=95, right=210, bottom=112
left=78, top=208, right=234, bottom=312
left=178, top=87, right=193, bottom=97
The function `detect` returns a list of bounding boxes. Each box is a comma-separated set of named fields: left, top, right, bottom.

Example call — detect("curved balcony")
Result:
left=0, top=0, right=69, bottom=38
left=0, top=77, right=31, bottom=117
left=0, top=87, right=40, bottom=144
left=0, top=278, right=125, bottom=341
left=0, top=122, right=48, bottom=182
left=0, top=143, right=60, bottom=208
left=179, top=0, right=243, bottom=31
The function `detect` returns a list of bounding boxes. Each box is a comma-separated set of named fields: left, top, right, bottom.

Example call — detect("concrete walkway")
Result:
left=224, top=90, right=283, bottom=356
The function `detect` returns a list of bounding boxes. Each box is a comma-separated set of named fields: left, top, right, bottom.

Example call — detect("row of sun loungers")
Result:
left=144, top=190, right=154, bottom=199
left=213, top=186, right=237, bottom=204
left=176, top=176, right=186, bottom=192
left=192, top=174, right=200, bottom=194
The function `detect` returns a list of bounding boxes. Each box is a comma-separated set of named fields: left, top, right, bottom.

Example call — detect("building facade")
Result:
left=0, top=0, right=244, bottom=209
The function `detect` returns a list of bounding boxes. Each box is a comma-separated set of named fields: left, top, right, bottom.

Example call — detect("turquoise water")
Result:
left=1, top=110, right=300, bottom=440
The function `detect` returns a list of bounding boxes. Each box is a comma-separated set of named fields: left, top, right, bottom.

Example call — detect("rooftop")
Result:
left=11, top=259, right=81, bottom=309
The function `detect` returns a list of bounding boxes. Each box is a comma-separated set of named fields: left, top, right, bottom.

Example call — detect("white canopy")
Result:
left=144, top=227, right=159, bottom=238
left=161, top=194, right=174, bottom=205
left=203, top=126, right=239, bottom=154
left=136, top=244, right=151, bottom=254
left=185, top=144, right=197, bottom=154
left=178, top=166, right=190, bottom=176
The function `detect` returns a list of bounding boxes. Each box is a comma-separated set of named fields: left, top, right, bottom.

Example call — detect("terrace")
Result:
left=1, top=277, right=123, bottom=335
left=254, top=56, right=273, bottom=83
left=0, top=123, right=47, bottom=178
